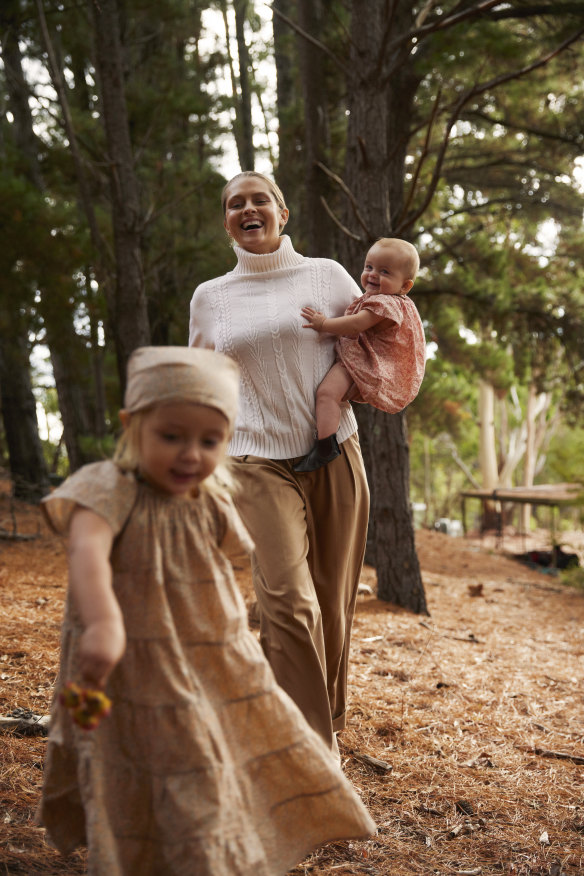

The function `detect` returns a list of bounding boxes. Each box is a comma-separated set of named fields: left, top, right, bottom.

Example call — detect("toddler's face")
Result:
left=361, top=243, right=413, bottom=297
left=136, top=402, right=230, bottom=497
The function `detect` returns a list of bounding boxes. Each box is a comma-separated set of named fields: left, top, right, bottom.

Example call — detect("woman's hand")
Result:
left=301, top=306, right=328, bottom=331
left=79, top=617, right=126, bottom=688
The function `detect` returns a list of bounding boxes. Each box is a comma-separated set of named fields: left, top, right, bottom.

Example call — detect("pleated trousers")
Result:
left=232, top=432, right=369, bottom=751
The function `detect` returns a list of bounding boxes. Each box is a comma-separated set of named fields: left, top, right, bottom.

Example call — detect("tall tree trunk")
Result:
left=48, top=337, right=95, bottom=472
left=233, top=0, right=254, bottom=170
left=362, top=407, right=427, bottom=612
left=2, top=0, right=97, bottom=473
left=90, top=0, right=150, bottom=395
left=341, top=1, right=427, bottom=613
left=521, top=381, right=537, bottom=532
left=423, top=435, right=431, bottom=527
left=272, top=0, right=301, bottom=238
left=478, top=380, right=498, bottom=491
left=296, top=0, right=334, bottom=256
left=478, top=379, right=500, bottom=530
left=0, top=330, right=50, bottom=503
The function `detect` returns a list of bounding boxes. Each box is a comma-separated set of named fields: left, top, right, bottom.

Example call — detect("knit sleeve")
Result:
left=41, top=461, right=137, bottom=537
left=328, top=261, right=363, bottom=312
left=189, top=280, right=218, bottom=349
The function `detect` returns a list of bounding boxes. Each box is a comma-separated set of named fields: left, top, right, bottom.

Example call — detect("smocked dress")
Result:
left=38, top=461, right=375, bottom=876
left=337, top=292, right=426, bottom=414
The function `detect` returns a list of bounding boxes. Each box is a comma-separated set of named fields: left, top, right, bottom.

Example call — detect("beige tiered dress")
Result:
left=38, top=461, right=375, bottom=875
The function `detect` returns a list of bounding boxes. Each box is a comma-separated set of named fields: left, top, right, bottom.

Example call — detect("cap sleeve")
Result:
left=361, top=293, right=406, bottom=325
left=206, top=490, right=254, bottom=561
left=42, top=461, right=138, bottom=537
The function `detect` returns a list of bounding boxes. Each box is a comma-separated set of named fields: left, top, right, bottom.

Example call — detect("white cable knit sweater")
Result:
left=189, top=235, right=362, bottom=459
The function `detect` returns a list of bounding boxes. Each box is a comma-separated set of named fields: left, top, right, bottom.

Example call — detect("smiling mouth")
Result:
left=242, top=221, right=263, bottom=230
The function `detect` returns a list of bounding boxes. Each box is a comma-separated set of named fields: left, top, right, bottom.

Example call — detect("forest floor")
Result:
left=1, top=487, right=584, bottom=876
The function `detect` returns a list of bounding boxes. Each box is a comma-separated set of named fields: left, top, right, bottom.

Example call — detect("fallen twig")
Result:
left=419, top=620, right=483, bottom=644
left=0, top=528, right=38, bottom=541
left=348, top=750, right=392, bottom=772
left=518, top=745, right=584, bottom=765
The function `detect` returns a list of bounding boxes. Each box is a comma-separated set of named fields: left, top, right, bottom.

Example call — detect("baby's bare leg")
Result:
left=315, top=363, right=354, bottom=438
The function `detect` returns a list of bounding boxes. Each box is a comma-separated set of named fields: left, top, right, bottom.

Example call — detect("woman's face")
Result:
left=223, top=177, right=288, bottom=254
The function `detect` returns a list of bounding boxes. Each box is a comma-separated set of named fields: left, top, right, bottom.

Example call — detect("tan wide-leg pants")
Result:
left=232, top=433, right=369, bottom=751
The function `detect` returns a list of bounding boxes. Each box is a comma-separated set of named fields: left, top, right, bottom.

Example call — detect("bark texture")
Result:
left=1, top=2, right=96, bottom=477
left=90, top=0, right=150, bottom=394
left=342, top=1, right=427, bottom=612
left=296, top=0, right=334, bottom=256
left=0, top=332, right=50, bottom=503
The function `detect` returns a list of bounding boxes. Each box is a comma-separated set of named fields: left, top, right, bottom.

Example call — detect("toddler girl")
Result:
left=295, top=238, right=426, bottom=472
left=37, top=346, right=375, bottom=875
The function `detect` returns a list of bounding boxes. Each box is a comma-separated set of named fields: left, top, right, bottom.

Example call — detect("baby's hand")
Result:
left=79, top=617, right=126, bottom=689
left=301, top=306, right=327, bottom=331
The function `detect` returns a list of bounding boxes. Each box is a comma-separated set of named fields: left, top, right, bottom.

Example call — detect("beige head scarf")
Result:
left=124, top=347, right=240, bottom=431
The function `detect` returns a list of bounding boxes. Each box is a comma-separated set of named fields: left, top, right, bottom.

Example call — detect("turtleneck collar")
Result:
left=232, top=235, right=305, bottom=275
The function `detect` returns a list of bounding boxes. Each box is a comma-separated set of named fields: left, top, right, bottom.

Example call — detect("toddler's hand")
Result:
left=301, top=306, right=327, bottom=331
left=79, top=617, right=126, bottom=689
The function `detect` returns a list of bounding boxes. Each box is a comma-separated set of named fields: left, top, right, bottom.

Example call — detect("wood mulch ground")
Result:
left=1, top=487, right=583, bottom=875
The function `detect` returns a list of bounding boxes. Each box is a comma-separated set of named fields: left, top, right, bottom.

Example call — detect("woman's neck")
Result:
left=232, top=235, right=305, bottom=274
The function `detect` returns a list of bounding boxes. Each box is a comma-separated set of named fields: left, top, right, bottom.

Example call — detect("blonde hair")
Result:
left=113, top=409, right=146, bottom=473
left=113, top=406, right=234, bottom=499
left=375, top=237, right=420, bottom=281
left=221, top=171, right=288, bottom=215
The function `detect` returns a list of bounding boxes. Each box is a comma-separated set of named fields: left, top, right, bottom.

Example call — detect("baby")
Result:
left=295, top=237, right=426, bottom=472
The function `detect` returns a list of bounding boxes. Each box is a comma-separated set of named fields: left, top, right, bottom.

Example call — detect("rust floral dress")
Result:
left=38, top=461, right=375, bottom=876
left=337, top=292, right=426, bottom=413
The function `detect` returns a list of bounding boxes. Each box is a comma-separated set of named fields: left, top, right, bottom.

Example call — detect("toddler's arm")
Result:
left=68, top=508, right=126, bottom=688
left=301, top=305, right=383, bottom=339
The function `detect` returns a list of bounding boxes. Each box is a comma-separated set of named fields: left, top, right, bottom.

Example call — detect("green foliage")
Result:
left=408, top=356, right=476, bottom=440
left=560, top=566, right=584, bottom=591
left=2, top=0, right=584, bottom=493
left=545, top=426, right=584, bottom=486
left=78, top=434, right=116, bottom=463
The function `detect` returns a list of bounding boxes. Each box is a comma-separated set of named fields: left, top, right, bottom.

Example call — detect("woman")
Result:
left=189, top=171, right=369, bottom=754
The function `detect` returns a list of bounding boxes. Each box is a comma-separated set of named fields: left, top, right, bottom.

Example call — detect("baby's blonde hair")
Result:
left=113, top=405, right=234, bottom=498
left=375, top=237, right=420, bottom=281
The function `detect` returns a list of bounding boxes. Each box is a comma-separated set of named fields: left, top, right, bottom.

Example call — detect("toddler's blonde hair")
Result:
left=375, top=237, right=420, bottom=281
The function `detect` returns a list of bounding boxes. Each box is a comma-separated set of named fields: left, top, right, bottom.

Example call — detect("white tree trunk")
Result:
left=479, top=380, right=498, bottom=491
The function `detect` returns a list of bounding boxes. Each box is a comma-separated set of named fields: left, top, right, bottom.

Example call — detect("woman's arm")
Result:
left=301, top=305, right=383, bottom=339
left=68, top=508, right=126, bottom=688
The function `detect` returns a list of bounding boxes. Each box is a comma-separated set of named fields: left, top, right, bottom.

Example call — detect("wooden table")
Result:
left=460, top=483, right=583, bottom=543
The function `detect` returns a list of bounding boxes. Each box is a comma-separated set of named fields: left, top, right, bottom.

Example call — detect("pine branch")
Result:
left=398, top=25, right=584, bottom=233
left=315, top=161, right=372, bottom=239
left=35, top=0, right=114, bottom=275
left=486, top=4, right=584, bottom=20
left=461, top=108, right=584, bottom=148
left=394, top=88, right=442, bottom=230
left=383, top=0, right=503, bottom=61
left=267, top=3, right=350, bottom=77
left=318, top=196, right=363, bottom=242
